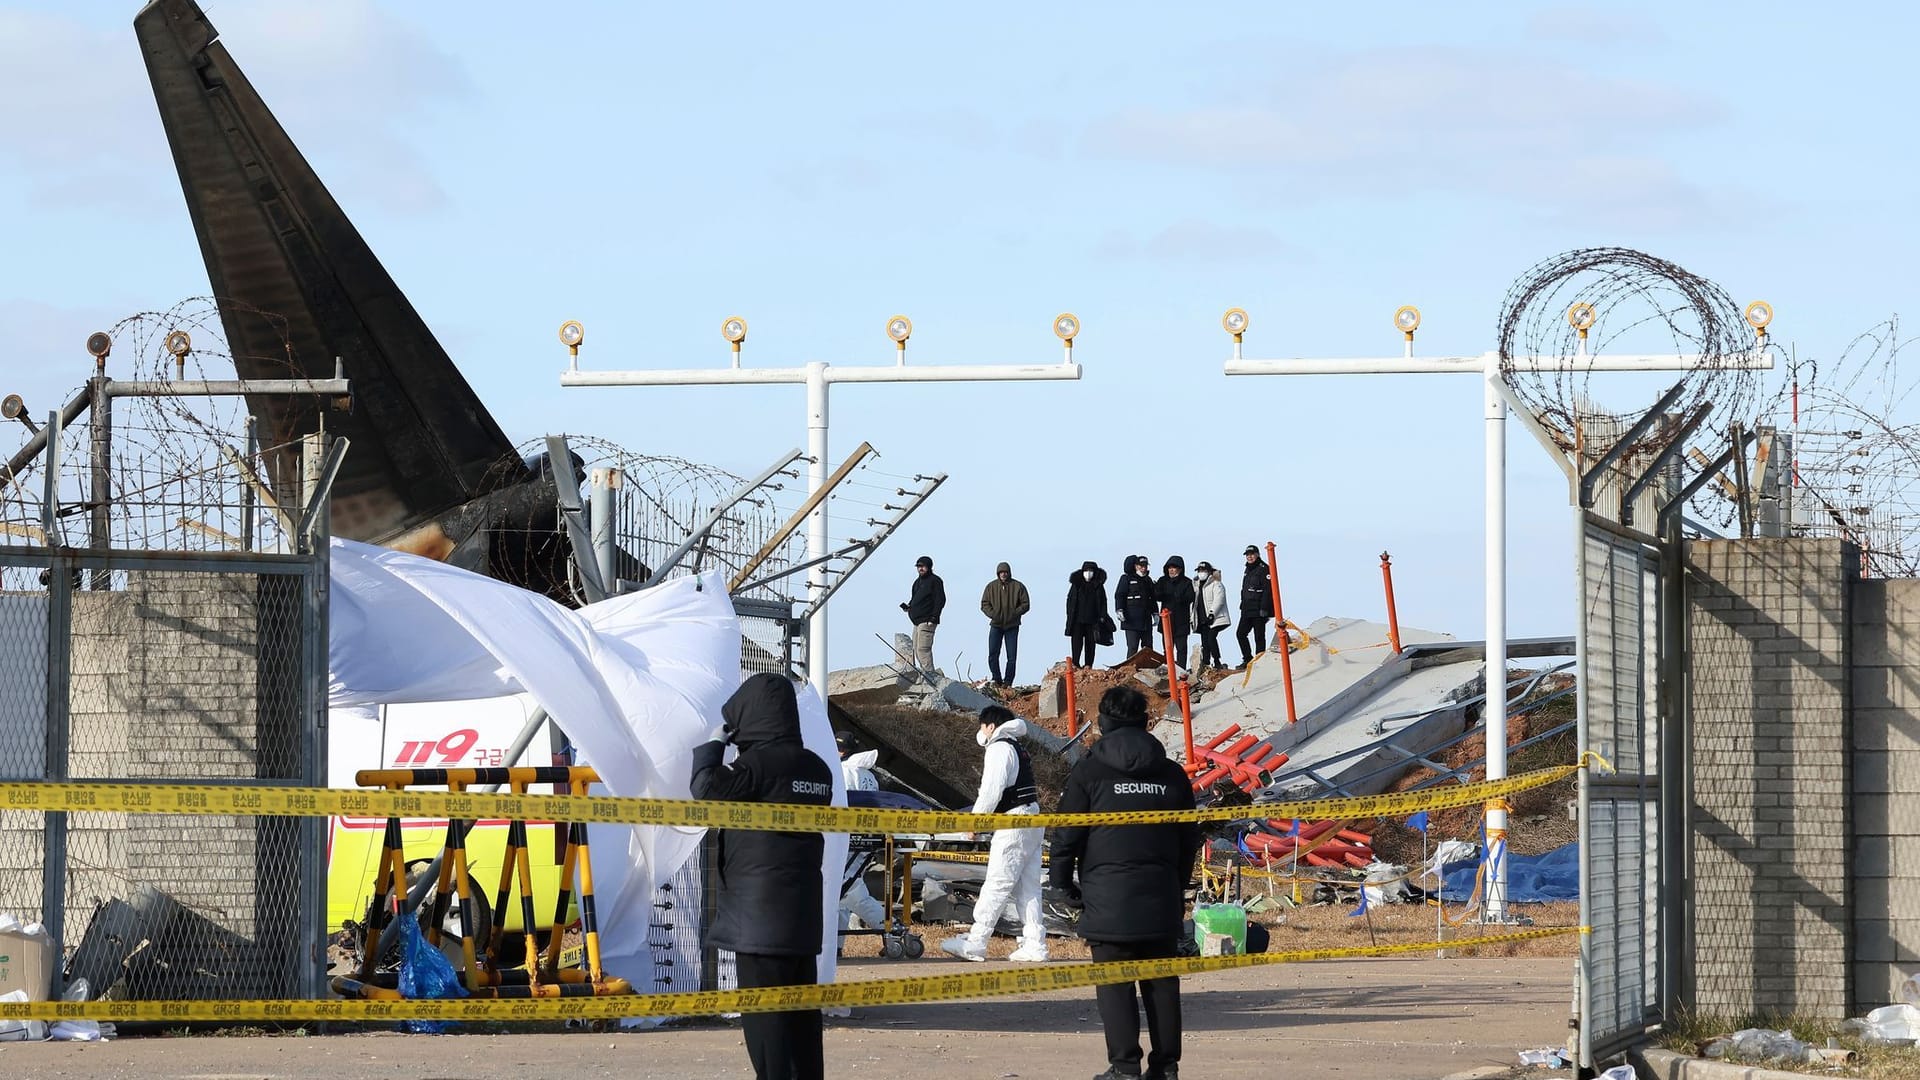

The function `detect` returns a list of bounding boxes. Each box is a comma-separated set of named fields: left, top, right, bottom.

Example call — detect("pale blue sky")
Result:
left=2, top=2, right=1914, bottom=675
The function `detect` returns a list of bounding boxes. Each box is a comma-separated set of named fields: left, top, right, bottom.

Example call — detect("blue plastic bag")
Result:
left=396, top=913, right=467, bottom=1033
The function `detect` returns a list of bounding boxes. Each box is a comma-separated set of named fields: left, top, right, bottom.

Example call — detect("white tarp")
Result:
left=325, top=538, right=847, bottom=997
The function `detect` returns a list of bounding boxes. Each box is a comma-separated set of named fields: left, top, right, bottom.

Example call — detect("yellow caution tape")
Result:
left=0, top=762, right=1587, bottom=834
left=0, top=926, right=1582, bottom=1022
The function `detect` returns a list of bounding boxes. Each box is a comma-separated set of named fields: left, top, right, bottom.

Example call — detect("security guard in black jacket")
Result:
left=691, top=673, right=837, bottom=1080
left=1050, top=685, right=1202, bottom=1080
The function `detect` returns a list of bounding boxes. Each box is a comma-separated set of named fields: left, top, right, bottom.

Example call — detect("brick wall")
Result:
left=55, top=570, right=308, bottom=994
left=1685, top=538, right=1854, bottom=1019
left=1851, top=578, right=1920, bottom=1008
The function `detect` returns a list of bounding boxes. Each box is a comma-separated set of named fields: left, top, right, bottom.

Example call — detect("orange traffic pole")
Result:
left=1265, top=541, right=1298, bottom=724
left=1064, top=659, right=1079, bottom=739
left=1380, top=551, right=1403, bottom=654
left=1160, top=607, right=1196, bottom=763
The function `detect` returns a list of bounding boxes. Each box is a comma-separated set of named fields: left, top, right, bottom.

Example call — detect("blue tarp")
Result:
left=1440, top=842, right=1578, bottom=903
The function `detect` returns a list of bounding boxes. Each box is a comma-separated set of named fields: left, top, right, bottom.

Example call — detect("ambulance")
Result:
left=325, top=696, right=576, bottom=950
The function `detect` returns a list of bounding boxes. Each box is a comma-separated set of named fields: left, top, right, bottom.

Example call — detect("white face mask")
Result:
left=977, top=728, right=993, bottom=747
left=1082, top=570, right=1094, bottom=581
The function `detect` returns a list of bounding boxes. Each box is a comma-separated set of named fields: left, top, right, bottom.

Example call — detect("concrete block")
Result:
left=1854, top=961, right=1920, bottom=1011
left=1855, top=668, right=1920, bottom=714
left=1855, top=876, right=1920, bottom=923
left=1857, top=920, right=1920, bottom=964
left=1036, top=677, right=1066, bottom=719
left=1855, top=750, right=1920, bottom=795
left=1857, top=801, right=1920, bottom=837
left=1856, top=627, right=1920, bottom=669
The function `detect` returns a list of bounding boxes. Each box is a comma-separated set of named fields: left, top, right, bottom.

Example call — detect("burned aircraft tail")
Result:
left=134, top=0, right=534, bottom=556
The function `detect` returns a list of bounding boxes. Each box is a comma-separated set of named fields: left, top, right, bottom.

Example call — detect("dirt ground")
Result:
left=2, top=956, right=1577, bottom=1080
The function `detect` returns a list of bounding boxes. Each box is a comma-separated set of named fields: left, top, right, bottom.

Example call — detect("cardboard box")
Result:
left=0, top=927, right=54, bottom=1002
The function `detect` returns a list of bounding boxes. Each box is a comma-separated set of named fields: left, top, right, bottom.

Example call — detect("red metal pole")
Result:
left=1160, top=606, right=1195, bottom=763
left=1380, top=551, right=1403, bottom=654
left=1265, top=541, right=1297, bottom=724
left=1064, top=659, right=1079, bottom=739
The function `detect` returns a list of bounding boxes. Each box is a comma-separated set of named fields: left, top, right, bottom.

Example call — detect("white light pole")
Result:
left=562, top=314, right=1083, bottom=699
left=1221, top=304, right=1772, bottom=920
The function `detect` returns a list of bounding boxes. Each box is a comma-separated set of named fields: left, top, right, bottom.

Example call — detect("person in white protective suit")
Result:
left=836, top=733, right=890, bottom=931
left=941, top=705, right=1050, bottom=962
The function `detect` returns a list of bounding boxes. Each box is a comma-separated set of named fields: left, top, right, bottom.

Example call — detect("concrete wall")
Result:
left=1851, top=578, right=1920, bottom=1008
left=50, top=570, right=306, bottom=994
left=1686, top=538, right=1855, bottom=1019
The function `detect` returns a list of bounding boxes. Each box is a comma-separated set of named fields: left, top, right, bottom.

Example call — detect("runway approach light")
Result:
left=559, top=320, right=585, bottom=364
left=722, top=316, right=748, bottom=357
left=1744, top=300, right=1774, bottom=337
left=1221, top=308, right=1249, bottom=341
left=887, top=315, right=913, bottom=349
left=164, top=330, right=192, bottom=375
left=1394, top=305, right=1421, bottom=340
left=1567, top=303, right=1597, bottom=338
left=1, top=394, right=24, bottom=421
left=86, top=331, right=111, bottom=370
left=1054, top=313, right=1081, bottom=345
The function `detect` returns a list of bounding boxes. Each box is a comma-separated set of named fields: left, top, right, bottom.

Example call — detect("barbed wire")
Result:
left=1496, top=248, right=1767, bottom=458
left=1774, top=316, right=1920, bottom=575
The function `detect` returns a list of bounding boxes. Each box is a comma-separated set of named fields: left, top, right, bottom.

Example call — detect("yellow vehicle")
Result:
left=326, top=696, right=577, bottom=939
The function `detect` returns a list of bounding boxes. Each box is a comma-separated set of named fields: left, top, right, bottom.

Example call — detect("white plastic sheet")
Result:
left=326, top=538, right=847, bottom=996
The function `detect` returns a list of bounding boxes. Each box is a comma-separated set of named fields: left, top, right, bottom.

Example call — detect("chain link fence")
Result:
left=0, top=546, right=326, bottom=1005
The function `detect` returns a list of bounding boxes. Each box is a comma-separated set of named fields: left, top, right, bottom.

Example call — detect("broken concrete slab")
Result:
left=827, top=663, right=910, bottom=706
left=1135, top=666, right=1170, bottom=694
left=898, top=675, right=998, bottom=716
left=1037, top=676, right=1066, bottom=719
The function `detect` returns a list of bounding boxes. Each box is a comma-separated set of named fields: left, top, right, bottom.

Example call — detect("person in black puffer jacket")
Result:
left=1049, top=686, right=1201, bottom=1080
left=690, top=673, right=836, bottom=1080
left=1065, top=561, right=1109, bottom=669
left=1153, top=555, right=1196, bottom=672
left=1236, top=545, right=1274, bottom=667
left=1113, top=555, right=1159, bottom=657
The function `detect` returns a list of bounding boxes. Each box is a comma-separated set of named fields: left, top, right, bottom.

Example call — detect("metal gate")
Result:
left=1577, top=517, right=1671, bottom=1068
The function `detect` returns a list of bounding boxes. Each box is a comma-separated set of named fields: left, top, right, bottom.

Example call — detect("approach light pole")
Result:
left=1220, top=302, right=1773, bottom=920
left=561, top=314, right=1083, bottom=700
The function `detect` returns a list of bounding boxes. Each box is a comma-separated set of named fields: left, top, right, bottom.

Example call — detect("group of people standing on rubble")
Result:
left=901, top=547, right=1285, bottom=691
left=1070, top=546, right=1277, bottom=674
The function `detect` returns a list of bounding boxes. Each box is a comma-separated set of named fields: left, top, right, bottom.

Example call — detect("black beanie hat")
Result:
left=1097, top=686, right=1149, bottom=733
left=916, top=555, right=933, bottom=569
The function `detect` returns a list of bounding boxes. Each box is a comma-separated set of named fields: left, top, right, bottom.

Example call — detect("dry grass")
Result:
left=1659, top=1009, right=1920, bottom=1078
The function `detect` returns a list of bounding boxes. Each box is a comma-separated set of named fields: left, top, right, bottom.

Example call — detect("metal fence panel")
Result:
left=1580, top=522, right=1666, bottom=1066
left=0, top=546, right=325, bottom=1004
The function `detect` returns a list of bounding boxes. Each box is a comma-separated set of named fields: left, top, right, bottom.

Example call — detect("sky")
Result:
left=1, top=1, right=1915, bottom=678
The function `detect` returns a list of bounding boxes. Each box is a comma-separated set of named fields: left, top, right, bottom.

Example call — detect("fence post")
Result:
left=1160, top=607, right=1195, bottom=763
left=42, top=549, right=72, bottom=987
left=1380, top=551, right=1403, bottom=654
left=1064, top=659, right=1078, bottom=739
left=1265, top=541, right=1298, bottom=724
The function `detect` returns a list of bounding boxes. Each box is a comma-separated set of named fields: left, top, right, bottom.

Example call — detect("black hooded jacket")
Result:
left=907, top=569, right=947, bottom=625
left=1065, top=562, right=1109, bottom=633
left=1239, top=558, right=1274, bottom=620
left=1048, top=725, right=1200, bottom=943
left=689, top=673, right=836, bottom=957
left=1154, top=556, right=1196, bottom=637
left=1113, top=558, right=1159, bottom=633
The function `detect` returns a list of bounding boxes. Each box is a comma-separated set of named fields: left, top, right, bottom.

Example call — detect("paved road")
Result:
left=7, top=957, right=1574, bottom=1080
